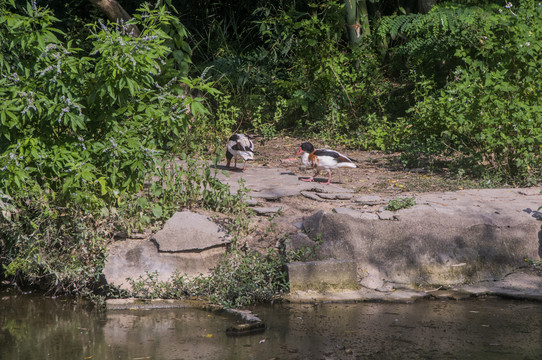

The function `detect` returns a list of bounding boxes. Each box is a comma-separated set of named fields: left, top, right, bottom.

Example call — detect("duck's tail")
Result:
left=337, top=162, right=357, bottom=169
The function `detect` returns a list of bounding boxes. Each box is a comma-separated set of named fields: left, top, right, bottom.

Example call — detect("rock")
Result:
left=302, top=189, right=542, bottom=289
left=355, top=195, right=385, bottom=205
left=285, top=288, right=429, bottom=303
left=103, top=239, right=225, bottom=289
left=152, top=211, right=230, bottom=252
left=332, top=207, right=361, bottom=217
left=377, top=210, right=397, bottom=220
left=360, top=212, right=380, bottom=220
left=284, top=232, right=318, bottom=253
left=332, top=207, right=379, bottom=220
left=215, top=166, right=351, bottom=199
left=318, top=193, right=354, bottom=200
left=104, top=211, right=230, bottom=290
left=245, top=198, right=260, bottom=206
left=252, top=206, right=283, bottom=216
left=287, top=259, right=359, bottom=292
left=453, top=269, right=542, bottom=301
left=226, top=309, right=262, bottom=323
left=226, top=322, right=266, bottom=336
left=301, top=191, right=327, bottom=202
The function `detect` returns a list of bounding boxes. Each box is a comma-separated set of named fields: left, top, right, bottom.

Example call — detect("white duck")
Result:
left=226, top=133, right=254, bottom=171
left=296, top=142, right=357, bottom=184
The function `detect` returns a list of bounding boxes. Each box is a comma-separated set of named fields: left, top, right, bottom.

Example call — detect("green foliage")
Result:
left=378, top=2, right=493, bottom=81
left=204, top=247, right=289, bottom=308
left=0, top=187, right=108, bottom=294
left=525, top=257, right=542, bottom=275
left=119, top=246, right=291, bottom=308
left=199, top=0, right=387, bottom=140
left=385, top=197, right=416, bottom=211
left=400, top=2, right=542, bottom=183
left=2, top=0, right=540, bottom=301
left=0, top=1, right=199, bottom=198
left=0, top=1, right=234, bottom=294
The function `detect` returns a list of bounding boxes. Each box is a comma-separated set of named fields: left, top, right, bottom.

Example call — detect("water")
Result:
left=1, top=290, right=541, bottom=360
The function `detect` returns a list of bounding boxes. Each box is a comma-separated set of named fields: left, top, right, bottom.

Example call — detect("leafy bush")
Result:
left=0, top=187, right=108, bottom=293
left=199, top=0, right=388, bottom=141
left=391, top=2, right=542, bottom=183
left=119, top=246, right=294, bottom=308
left=0, top=1, right=236, bottom=294
left=378, top=2, right=493, bottom=83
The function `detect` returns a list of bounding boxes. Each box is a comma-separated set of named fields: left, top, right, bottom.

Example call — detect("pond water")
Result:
left=1, top=290, right=541, bottom=360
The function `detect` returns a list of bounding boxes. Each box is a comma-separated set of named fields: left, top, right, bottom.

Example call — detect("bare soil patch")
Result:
left=251, top=135, right=478, bottom=195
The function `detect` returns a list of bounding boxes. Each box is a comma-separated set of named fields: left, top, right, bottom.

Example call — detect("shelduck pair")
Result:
left=224, top=135, right=357, bottom=185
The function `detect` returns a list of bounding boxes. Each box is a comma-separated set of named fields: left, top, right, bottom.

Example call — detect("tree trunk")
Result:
left=87, top=0, right=140, bottom=37
left=344, top=0, right=370, bottom=48
left=418, top=0, right=437, bottom=14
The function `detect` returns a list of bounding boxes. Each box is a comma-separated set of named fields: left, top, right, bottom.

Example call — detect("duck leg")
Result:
left=325, top=170, right=332, bottom=185
left=301, top=169, right=320, bottom=182
left=226, top=151, right=233, bottom=169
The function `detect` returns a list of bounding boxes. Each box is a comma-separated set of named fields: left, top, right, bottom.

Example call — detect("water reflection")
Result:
left=1, top=289, right=541, bottom=360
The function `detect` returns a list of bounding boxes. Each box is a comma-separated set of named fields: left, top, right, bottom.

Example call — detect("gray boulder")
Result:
left=103, top=211, right=230, bottom=289
left=152, top=211, right=231, bottom=252
left=302, top=189, right=542, bottom=290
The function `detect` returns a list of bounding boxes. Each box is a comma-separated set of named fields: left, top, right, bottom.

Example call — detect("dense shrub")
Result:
left=380, top=1, right=542, bottom=183
left=0, top=1, right=231, bottom=294
left=199, top=0, right=388, bottom=142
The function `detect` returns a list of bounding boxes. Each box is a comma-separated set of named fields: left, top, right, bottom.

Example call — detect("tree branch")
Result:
left=87, top=0, right=140, bottom=37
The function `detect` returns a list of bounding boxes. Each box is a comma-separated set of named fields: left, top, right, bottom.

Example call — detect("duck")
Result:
left=226, top=133, right=254, bottom=171
left=296, top=142, right=357, bottom=184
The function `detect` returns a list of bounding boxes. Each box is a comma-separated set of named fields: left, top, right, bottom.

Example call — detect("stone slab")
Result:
left=152, top=211, right=230, bottom=252
left=287, top=259, right=359, bottom=292
left=103, top=239, right=224, bottom=290
left=214, top=165, right=353, bottom=199
left=302, top=188, right=542, bottom=288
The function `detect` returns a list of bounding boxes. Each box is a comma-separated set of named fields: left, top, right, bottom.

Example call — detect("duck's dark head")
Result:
left=296, top=142, right=314, bottom=155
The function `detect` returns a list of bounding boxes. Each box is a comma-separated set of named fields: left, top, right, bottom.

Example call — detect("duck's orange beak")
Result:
left=295, top=147, right=303, bottom=155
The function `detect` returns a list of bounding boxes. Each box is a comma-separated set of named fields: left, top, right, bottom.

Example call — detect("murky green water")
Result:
left=1, top=290, right=541, bottom=359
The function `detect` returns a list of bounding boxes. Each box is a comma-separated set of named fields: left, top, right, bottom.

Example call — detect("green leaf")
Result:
left=151, top=204, right=163, bottom=218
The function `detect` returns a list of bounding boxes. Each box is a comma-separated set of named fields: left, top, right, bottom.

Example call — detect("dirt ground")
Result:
left=251, top=135, right=478, bottom=195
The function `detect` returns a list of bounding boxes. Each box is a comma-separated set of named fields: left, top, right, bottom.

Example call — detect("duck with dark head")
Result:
left=296, top=142, right=357, bottom=184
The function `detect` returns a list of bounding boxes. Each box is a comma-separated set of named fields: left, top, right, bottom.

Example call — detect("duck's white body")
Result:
left=297, top=142, right=357, bottom=184
left=226, top=134, right=254, bottom=171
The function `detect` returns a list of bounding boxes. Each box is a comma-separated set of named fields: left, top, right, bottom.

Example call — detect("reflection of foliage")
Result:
left=0, top=294, right=101, bottom=359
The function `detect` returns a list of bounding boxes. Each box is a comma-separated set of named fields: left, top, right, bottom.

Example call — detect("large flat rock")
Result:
left=287, top=260, right=359, bottom=292
left=302, top=188, right=542, bottom=289
left=103, top=240, right=224, bottom=289
left=104, top=211, right=230, bottom=290
left=152, top=211, right=230, bottom=252
left=214, top=166, right=353, bottom=199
